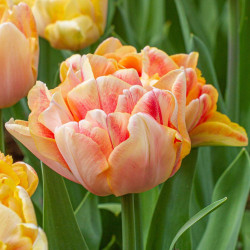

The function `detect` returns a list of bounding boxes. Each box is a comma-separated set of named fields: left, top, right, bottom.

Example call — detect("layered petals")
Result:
left=108, top=113, right=182, bottom=196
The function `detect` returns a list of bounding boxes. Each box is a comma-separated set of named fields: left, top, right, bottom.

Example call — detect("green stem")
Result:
left=121, top=193, right=136, bottom=250
left=134, top=194, right=143, bottom=250
left=0, top=109, right=5, bottom=154
left=226, top=0, right=240, bottom=122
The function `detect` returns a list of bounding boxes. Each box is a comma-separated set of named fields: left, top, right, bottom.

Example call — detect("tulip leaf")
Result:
left=239, top=0, right=250, bottom=151
left=197, top=148, right=250, bottom=250
left=75, top=192, right=102, bottom=250
left=240, top=211, right=250, bottom=249
left=190, top=34, right=226, bottom=114
left=170, top=197, right=227, bottom=250
left=98, top=203, right=121, bottom=217
left=146, top=149, right=198, bottom=250
left=42, top=164, right=89, bottom=250
left=174, top=0, right=191, bottom=51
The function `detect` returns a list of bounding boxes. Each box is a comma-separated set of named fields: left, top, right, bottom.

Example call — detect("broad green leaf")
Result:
left=98, top=203, right=121, bottom=217
left=240, top=211, right=250, bottom=249
left=75, top=193, right=102, bottom=250
left=170, top=197, right=227, bottom=250
left=140, top=187, right=159, bottom=246
left=239, top=0, right=250, bottom=151
left=42, top=164, right=89, bottom=250
left=189, top=147, right=214, bottom=248
left=174, top=0, right=191, bottom=51
left=146, top=150, right=198, bottom=250
left=190, top=34, right=227, bottom=113
left=197, top=149, right=250, bottom=250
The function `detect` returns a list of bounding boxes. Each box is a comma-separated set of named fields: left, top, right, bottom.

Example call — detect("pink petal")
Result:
left=113, top=68, right=142, bottom=86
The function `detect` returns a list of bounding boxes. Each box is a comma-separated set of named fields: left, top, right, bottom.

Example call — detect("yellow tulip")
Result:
left=0, top=152, right=48, bottom=249
left=30, top=0, right=108, bottom=50
left=0, top=0, right=39, bottom=108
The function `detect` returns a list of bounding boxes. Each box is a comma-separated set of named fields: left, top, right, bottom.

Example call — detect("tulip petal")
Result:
left=142, top=46, right=178, bottom=78
left=153, top=70, right=190, bottom=157
left=5, top=119, right=77, bottom=183
left=55, top=122, right=111, bottom=196
left=115, top=85, right=147, bottom=114
left=87, top=54, right=118, bottom=78
left=39, top=91, right=74, bottom=133
left=0, top=23, right=34, bottom=108
left=170, top=52, right=199, bottom=69
left=108, top=113, right=182, bottom=196
left=67, top=79, right=100, bottom=121
left=95, top=37, right=123, bottom=55
left=132, top=89, right=175, bottom=126
left=96, top=75, right=131, bottom=114
left=190, top=112, right=248, bottom=147
left=119, top=54, right=143, bottom=76
left=113, top=68, right=142, bottom=86
left=106, top=112, right=130, bottom=148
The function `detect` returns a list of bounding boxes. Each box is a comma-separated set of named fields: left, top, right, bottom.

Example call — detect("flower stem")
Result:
left=226, top=0, right=240, bottom=122
left=0, top=109, right=5, bottom=154
left=134, top=193, right=144, bottom=250
left=121, top=193, right=136, bottom=250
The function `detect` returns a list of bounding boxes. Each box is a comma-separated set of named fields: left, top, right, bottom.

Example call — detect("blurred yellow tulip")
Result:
left=0, top=0, right=39, bottom=108
left=0, top=152, right=48, bottom=249
left=31, top=0, right=108, bottom=50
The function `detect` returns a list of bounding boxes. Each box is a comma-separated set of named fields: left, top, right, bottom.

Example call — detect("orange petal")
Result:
left=96, top=75, right=131, bottom=114
left=153, top=70, right=190, bottom=157
left=5, top=119, right=77, bottom=183
left=87, top=54, right=118, bottom=78
left=54, top=122, right=111, bottom=196
left=95, top=37, right=122, bottom=55
left=170, top=52, right=199, bottom=69
left=108, top=113, right=182, bottom=196
left=190, top=112, right=248, bottom=147
left=113, top=68, right=142, bottom=86
left=142, top=46, right=178, bottom=78
left=67, top=79, right=100, bottom=121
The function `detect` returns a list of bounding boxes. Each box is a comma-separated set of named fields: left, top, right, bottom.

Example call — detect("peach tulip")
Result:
left=6, top=50, right=190, bottom=196
left=0, top=152, right=48, bottom=249
left=0, top=1, right=39, bottom=108
left=29, top=0, right=107, bottom=50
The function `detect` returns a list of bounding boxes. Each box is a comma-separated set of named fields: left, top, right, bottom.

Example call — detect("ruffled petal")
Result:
left=108, top=113, right=182, bottom=196
left=67, top=79, right=100, bottom=121
left=190, top=112, right=248, bottom=147
left=5, top=119, right=77, bottom=183
left=54, top=122, right=111, bottom=196
left=96, top=75, right=131, bottom=114
left=95, top=37, right=123, bottom=55
left=113, top=68, right=142, bottom=86
left=170, top=52, right=199, bottom=69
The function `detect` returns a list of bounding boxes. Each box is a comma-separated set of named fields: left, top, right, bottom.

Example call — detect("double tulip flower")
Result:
left=6, top=38, right=248, bottom=197
left=0, top=152, right=47, bottom=249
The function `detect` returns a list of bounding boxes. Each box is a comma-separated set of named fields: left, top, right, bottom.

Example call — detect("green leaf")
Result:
left=146, top=150, right=198, bottom=250
left=174, top=0, right=191, bottom=51
left=240, top=211, right=250, bottom=249
left=239, top=0, right=250, bottom=151
left=170, top=197, right=227, bottom=250
left=190, top=34, right=227, bottom=113
left=98, top=203, right=121, bottom=217
left=42, top=164, right=89, bottom=250
left=75, top=193, right=102, bottom=250
left=197, top=149, right=250, bottom=250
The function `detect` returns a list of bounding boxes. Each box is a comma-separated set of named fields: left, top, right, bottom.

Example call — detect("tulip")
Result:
left=6, top=51, right=190, bottom=196
left=0, top=152, right=48, bottom=249
left=0, top=1, right=39, bottom=108
left=29, top=0, right=108, bottom=50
